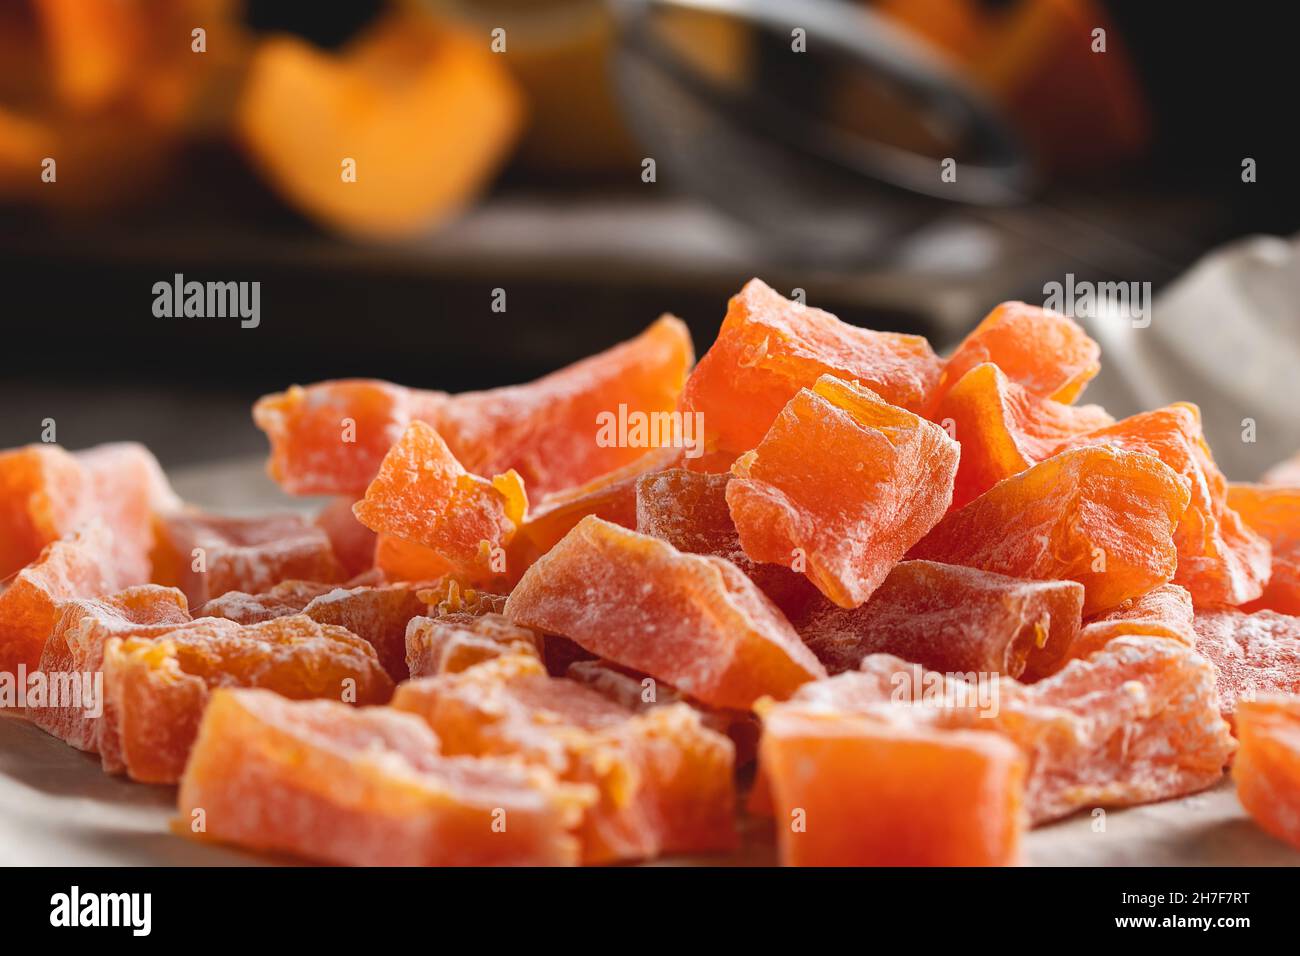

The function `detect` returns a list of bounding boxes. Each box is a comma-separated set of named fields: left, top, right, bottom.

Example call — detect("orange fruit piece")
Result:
left=0, top=443, right=83, bottom=581
left=0, top=521, right=122, bottom=676
left=152, top=509, right=345, bottom=607
left=392, top=654, right=737, bottom=863
left=930, top=362, right=1113, bottom=509
left=436, top=316, right=694, bottom=498
left=205, top=581, right=469, bottom=679
left=0, top=441, right=177, bottom=582
left=930, top=300, right=1100, bottom=408
left=1229, top=483, right=1300, bottom=615
left=99, top=614, right=394, bottom=783
left=253, top=379, right=449, bottom=496
left=910, top=446, right=1190, bottom=615
left=1192, top=608, right=1300, bottom=720
left=315, top=496, right=377, bottom=578
left=634, top=467, right=821, bottom=620
left=25, top=584, right=191, bottom=749
left=680, top=279, right=942, bottom=463
left=1262, top=452, right=1300, bottom=486
left=728, top=375, right=960, bottom=609
left=236, top=12, right=522, bottom=240
left=1000, top=636, right=1234, bottom=820
left=352, top=421, right=526, bottom=580
left=1067, top=583, right=1195, bottom=660
left=504, top=516, right=826, bottom=709
left=1053, top=404, right=1271, bottom=607
left=759, top=706, right=1025, bottom=866
left=198, top=579, right=339, bottom=625
left=178, top=688, right=592, bottom=866
left=793, top=560, right=1084, bottom=680
left=254, top=317, right=692, bottom=501
left=778, top=634, right=1233, bottom=824
left=1233, top=694, right=1300, bottom=852
left=406, top=612, right=541, bottom=678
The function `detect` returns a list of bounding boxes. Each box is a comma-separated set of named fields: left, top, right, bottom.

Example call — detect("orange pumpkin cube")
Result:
left=910, top=446, right=1189, bottom=615
left=680, top=279, right=941, bottom=462
left=26, top=584, right=190, bottom=749
left=1229, top=483, right=1300, bottom=615
left=728, top=375, right=959, bottom=609
left=1234, top=694, right=1300, bottom=852
left=393, top=655, right=736, bottom=863
left=930, top=300, right=1100, bottom=408
left=505, top=516, right=826, bottom=710
left=99, top=614, right=394, bottom=783
left=760, top=707, right=1025, bottom=866
left=178, top=688, right=592, bottom=866
left=353, top=421, right=525, bottom=581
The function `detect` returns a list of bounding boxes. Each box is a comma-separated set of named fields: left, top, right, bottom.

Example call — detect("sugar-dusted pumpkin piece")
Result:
left=315, top=496, right=377, bottom=578
left=100, top=614, right=394, bottom=783
left=0, top=443, right=83, bottom=580
left=728, top=375, right=959, bottom=609
left=781, top=634, right=1234, bottom=824
left=931, top=300, right=1100, bottom=407
left=793, top=560, right=1083, bottom=680
left=910, top=446, right=1189, bottom=615
left=1003, top=636, right=1235, bottom=820
left=25, top=585, right=191, bottom=748
left=393, top=655, right=736, bottom=863
left=436, top=316, right=694, bottom=498
left=635, top=467, right=821, bottom=620
left=0, top=441, right=177, bottom=582
left=1262, top=452, right=1300, bottom=486
left=256, top=319, right=691, bottom=502
left=759, top=706, right=1024, bottom=866
left=237, top=12, right=522, bottom=241
left=930, top=362, right=1113, bottom=509
left=680, top=279, right=942, bottom=462
left=1067, top=583, right=1195, bottom=660
left=152, top=509, right=344, bottom=607
left=253, top=379, right=449, bottom=496
left=1053, top=404, right=1271, bottom=607
left=1233, top=694, right=1300, bottom=852
left=0, top=522, right=121, bottom=676
left=178, top=688, right=592, bottom=866
left=1192, top=608, right=1300, bottom=720
left=1229, top=483, right=1300, bottom=615
left=505, top=516, right=826, bottom=709
left=198, top=579, right=338, bottom=625
left=353, top=422, right=525, bottom=581
left=406, top=612, right=541, bottom=678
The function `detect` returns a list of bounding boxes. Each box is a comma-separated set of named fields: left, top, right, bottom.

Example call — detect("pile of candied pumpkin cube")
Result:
left=2, top=279, right=1299, bottom=866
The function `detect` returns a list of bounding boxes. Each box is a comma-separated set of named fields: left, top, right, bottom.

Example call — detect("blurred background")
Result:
left=0, top=0, right=1295, bottom=478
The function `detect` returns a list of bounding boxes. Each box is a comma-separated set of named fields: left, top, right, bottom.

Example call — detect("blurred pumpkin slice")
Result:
left=236, top=10, right=523, bottom=239
left=33, top=0, right=145, bottom=112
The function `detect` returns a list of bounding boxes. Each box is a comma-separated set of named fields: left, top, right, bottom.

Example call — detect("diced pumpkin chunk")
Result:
left=177, top=688, right=592, bottom=866
left=505, top=516, right=825, bottom=709
left=728, top=375, right=959, bottom=609
left=760, top=707, right=1025, bottom=866
left=393, top=655, right=736, bottom=863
